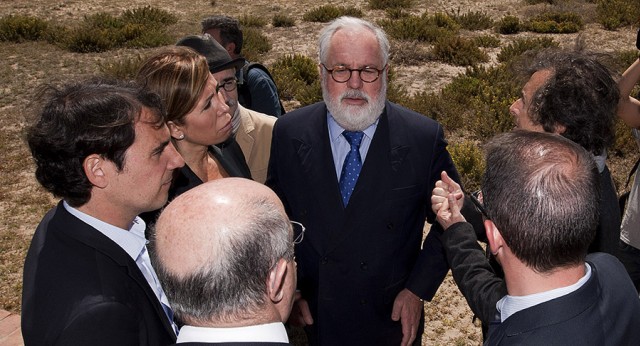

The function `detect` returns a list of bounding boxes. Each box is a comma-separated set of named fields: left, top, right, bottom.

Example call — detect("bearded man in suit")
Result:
left=266, top=16, right=460, bottom=346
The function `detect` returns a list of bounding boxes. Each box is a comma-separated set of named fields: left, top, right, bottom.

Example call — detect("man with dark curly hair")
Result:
left=433, top=130, right=640, bottom=345
left=431, top=48, right=622, bottom=338
left=508, top=49, right=620, bottom=255
left=21, top=78, right=184, bottom=345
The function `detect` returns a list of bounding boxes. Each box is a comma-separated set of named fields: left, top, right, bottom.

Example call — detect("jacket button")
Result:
left=360, top=262, right=368, bottom=270
left=387, top=222, right=394, bottom=230
left=321, top=257, right=328, bottom=265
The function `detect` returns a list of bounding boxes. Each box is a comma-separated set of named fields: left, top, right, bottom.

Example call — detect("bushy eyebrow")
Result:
left=151, top=139, right=171, bottom=156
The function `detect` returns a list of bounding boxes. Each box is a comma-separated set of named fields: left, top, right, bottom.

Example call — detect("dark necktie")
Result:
left=339, top=131, right=365, bottom=206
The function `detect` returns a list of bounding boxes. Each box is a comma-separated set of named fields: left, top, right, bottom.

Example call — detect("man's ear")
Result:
left=484, top=220, right=504, bottom=257
left=553, top=123, right=566, bottom=135
left=267, top=258, right=288, bottom=303
left=83, top=154, right=108, bottom=188
left=225, top=42, right=236, bottom=57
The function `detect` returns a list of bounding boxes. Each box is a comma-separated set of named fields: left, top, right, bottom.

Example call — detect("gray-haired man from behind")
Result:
left=150, top=178, right=299, bottom=345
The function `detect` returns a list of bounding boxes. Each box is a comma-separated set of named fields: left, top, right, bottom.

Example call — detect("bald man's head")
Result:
left=151, top=178, right=295, bottom=325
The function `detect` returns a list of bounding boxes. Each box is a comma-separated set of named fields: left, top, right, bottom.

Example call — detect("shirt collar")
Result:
left=63, top=201, right=148, bottom=261
left=177, top=322, right=289, bottom=343
left=327, top=111, right=378, bottom=143
left=497, top=262, right=592, bottom=322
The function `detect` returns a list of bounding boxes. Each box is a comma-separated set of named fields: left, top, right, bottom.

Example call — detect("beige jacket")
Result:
left=235, top=105, right=277, bottom=184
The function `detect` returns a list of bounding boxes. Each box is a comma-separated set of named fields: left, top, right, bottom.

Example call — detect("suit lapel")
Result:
left=294, top=107, right=346, bottom=253
left=56, top=205, right=177, bottom=338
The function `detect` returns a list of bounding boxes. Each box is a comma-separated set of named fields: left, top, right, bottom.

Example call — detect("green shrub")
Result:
left=391, top=40, right=431, bottom=64
left=612, top=117, right=637, bottom=156
left=432, top=35, right=489, bottom=66
left=405, top=90, right=467, bottom=131
left=0, top=15, right=49, bottom=42
left=386, top=67, right=410, bottom=105
left=497, top=37, right=558, bottom=64
left=379, top=12, right=458, bottom=42
left=433, top=12, right=460, bottom=30
left=271, top=54, right=322, bottom=106
left=385, top=8, right=409, bottom=19
left=64, top=7, right=175, bottom=53
left=99, top=54, right=146, bottom=79
left=242, top=27, right=272, bottom=61
left=408, top=64, right=520, bottom=140
left=526, top=12, right=584, bottom=33
left=473, top=34, right=501, bottom=48
left=496, top=15, right=521, bottom=34
left=303, top=5, right=363, bottom=22
left=450, top=10, right=494, bottom=31
left=607, top=49, right=640, bottom=74
left=463, top=65, right=520, bottom=139
left=449, top=140, right=485, bottom=191
left=121, top=6, right=177, bottom=26
left=239, top=14, right=268, bottom=28
left=368, top=0, right=413, bottom=10
left=596, top=0, right=640, bottom=30
left=272, top=14, right=295, bottom=27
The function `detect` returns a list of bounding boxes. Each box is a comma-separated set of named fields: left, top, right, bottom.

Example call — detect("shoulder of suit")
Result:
left=386, top=101, right=439, bottom=126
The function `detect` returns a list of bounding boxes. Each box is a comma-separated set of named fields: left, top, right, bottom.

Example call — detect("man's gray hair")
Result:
left=151, top=196, right=294, bottom=324
left=318, top=16, right=390, bottom=66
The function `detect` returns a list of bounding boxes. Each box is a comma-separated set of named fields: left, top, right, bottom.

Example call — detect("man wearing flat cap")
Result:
left=177, top=35, right=276, bottom=184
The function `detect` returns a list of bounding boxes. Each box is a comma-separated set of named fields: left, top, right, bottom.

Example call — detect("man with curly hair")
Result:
left=432, top=48, right=623, bottom=338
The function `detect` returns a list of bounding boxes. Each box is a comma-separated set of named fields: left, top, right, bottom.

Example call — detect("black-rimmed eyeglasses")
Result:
left=468, top=191, right=490, bottom=220
left=215, top=78, right=238, bottom=94
left=321, top=64, right=386, bottom=83
left=291, top=221, right=305, bottom=245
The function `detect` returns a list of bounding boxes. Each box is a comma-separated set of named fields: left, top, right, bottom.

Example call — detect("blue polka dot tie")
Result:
left=339, top=131, right=364, bottom=207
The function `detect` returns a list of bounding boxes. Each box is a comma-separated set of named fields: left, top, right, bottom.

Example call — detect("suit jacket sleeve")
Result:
left=442, top=222, right=506, bottom=323
left=56, top=301, right=144, bottom=346
left=406, top=124, right=461, bottom=300
left=266, top=120, right=287, bottom=210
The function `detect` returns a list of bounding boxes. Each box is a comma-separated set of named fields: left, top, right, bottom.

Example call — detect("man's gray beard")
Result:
left=323, top=80, right=387, bottom=131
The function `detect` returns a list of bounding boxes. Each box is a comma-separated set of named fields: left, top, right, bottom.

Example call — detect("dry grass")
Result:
left=1, top=1, right=638, bottom=345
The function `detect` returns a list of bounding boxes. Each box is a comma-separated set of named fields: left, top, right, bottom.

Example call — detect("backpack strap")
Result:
left=241, top=62, right=286, bottom=115
left=625, top=156, right=640, bottom=188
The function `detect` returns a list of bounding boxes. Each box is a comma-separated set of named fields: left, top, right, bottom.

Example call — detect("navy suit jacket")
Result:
left=267, top=101, right=459, bottom=345
left=21, top=202, right=177, bottom=346
left=486, top=253, right=640, bottom=345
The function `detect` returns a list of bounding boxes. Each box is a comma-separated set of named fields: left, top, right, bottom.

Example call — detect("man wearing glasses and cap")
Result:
left=177, top=35, right=276, bottom=184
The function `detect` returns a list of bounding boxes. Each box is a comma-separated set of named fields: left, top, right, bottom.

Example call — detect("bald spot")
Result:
left=154, top=177, right=284, bottom=277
